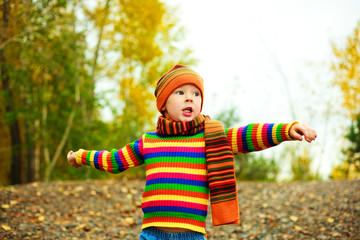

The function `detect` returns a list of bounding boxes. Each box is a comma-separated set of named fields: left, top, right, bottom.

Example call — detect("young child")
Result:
left=67, top=65, right=316, bottom=240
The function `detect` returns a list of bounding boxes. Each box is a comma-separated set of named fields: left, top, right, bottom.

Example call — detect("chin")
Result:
left=182, top=117, right=196, bottom=122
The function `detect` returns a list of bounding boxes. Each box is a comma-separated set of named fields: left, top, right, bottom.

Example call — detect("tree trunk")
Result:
left=9, top=118, right=25, bottom=184
left=1, top=0, right=25, bottom=185
left=26, top=120, right=40, bottom=182
left=0, top=120, right=11, bottom=186
left=44, top=84, right=80, bottom=182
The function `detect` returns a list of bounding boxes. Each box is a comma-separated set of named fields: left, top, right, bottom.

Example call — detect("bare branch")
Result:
left=258, top=33, right=297, bottom=119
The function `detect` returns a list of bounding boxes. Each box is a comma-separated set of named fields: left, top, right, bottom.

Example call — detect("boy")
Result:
left=67, top=65, right=316, bottom=240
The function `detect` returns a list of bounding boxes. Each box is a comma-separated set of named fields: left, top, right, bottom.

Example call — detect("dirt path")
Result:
left=1, top=179, right=359, bottom=239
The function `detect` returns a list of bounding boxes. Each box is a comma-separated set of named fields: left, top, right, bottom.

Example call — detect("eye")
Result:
left=176, top=91, right=184, bottom=95
left=193, top=92, right=200, bottom=97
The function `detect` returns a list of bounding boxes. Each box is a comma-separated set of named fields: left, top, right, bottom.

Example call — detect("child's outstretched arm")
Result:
left=66, top=136, right=144, bottom=174
left=225, top=121, right=316, bottom=155
left=67, top=150, right=81, bottom=168
left=226, top=122, right=297, bottom=155
left=289, top=122, right=317, bottom=142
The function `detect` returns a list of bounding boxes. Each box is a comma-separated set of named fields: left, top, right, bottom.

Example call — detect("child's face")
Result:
left=161, top=84, right=202, bottom=122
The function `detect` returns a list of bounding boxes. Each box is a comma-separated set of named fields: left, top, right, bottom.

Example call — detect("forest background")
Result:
left=0, top=0, right=359, bottom=186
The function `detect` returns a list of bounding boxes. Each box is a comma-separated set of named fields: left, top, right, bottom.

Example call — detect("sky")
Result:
left=162, top=0, right=360, bottom=178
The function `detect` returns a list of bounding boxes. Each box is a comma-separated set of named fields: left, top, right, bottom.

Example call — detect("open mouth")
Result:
left=183, top=107, right=193, bottom=113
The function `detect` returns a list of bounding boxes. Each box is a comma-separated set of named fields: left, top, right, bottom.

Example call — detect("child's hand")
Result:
left=289, top=123, right=317, bottom=143
left=67, top=150, right=81, bottom=168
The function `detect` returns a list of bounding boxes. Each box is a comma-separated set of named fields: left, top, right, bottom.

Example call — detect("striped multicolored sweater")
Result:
left=75, top=122, right=295, bottom=234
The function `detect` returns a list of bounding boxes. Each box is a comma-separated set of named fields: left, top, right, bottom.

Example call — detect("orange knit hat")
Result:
left=154, top=65, right=204, bottom=113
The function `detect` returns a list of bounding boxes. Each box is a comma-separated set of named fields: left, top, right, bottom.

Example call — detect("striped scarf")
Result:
left=156, top=115, right=240, bottom=226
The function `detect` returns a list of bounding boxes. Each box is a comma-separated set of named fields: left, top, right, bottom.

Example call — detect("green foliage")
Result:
left=290, top=148, right=321, bottom=181
left=330, top=22, right=360, bottom=179
left=331, top=115, right=360, bottom=179
left=1, top=0, right=97, bottom=183
left=1, top=0, right=197, bottom=184
left=344, top=115, right=360, bottom=168
left=235, top=154, right=279, bottom=182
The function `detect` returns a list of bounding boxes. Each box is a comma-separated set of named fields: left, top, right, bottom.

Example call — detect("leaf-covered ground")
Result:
left=1, top=179, right=359, bottom=240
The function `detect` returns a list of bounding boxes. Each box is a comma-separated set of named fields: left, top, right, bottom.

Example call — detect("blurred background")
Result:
left=0, top=0, right=359, bottom=185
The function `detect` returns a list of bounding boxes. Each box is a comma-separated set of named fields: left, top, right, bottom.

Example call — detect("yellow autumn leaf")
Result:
left=290, top=215, right=299, bottom=222
left=294, top=225, right=303, bottom=231
left=1, top=204, right=10, bottom=209
left=332, top=22, right=360, bottom=119
left=327, top=217, right=335, bottom=223
left=75, top=224, right=86, bottom=230
left=2, top=224, right=12, bottom=231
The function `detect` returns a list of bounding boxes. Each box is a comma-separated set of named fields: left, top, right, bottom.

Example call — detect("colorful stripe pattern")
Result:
left=225, top=122, right=295, bottom=155
left=75, top=121, right=296, bottom=234
left=156, top=115, right=205, bottom=136
left=75, top=138, right=144, bottom=173
left=141, top=131, right=208, bottom=233
left=204, top=119, right=239, bottom=226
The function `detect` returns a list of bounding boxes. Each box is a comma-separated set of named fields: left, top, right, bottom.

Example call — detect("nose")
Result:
left=185, top=93, right=193, bottom=102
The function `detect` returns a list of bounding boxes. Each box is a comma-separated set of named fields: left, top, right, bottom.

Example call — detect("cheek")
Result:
left=195, top=99, right=202, bottom=111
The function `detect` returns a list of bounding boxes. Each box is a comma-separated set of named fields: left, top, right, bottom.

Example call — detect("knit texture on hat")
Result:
left=154, top=65, right=204, bottom=113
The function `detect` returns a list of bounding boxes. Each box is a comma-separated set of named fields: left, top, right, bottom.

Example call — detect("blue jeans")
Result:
left=140, top=227, right=206, bottom=240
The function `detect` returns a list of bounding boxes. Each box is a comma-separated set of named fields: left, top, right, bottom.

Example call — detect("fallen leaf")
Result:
left=120, top=187, right=128, bottom=193
left=75, top=224, right=86, bottom=230
left=125, top=217, right=135, bottom=225
left=1, top=224, right=12, bottom=231
left=130, top=188, right=138, bottom=194
left=290, top=215, right=299, bottom=222
left=294, top=225, right=303, bottom=231
left=327, top=217, right=335, bottom=223
left=1, top=204, right=10, bottom=209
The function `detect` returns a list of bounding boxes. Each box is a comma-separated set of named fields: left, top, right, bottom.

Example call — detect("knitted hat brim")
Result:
left=155, top=65, right=204, bottom=113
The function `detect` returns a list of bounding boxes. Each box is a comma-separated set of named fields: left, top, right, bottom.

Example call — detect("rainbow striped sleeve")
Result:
left=226, top=121, right=298, bottom=155
left=75, top=136, right=144, bottom=174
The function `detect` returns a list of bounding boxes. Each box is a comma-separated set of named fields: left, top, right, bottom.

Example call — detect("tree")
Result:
left=343, top=116, right=360, bottom=175
left=331, top=22, right=360, bottom=179
left=290, top=148, right=320, bottom=181
left=1, top=0, right=197, bottom=184
left=0, top=0, right=26, bottom=185
left=0, top=0, right=96, bottom=184
left=332, top=22, right=360, bottom=120
left=331, top=115, right=360, bottom=179
left=82, top=0, right=197, bottom=147
left=236, top=154, right=279, bottom=182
